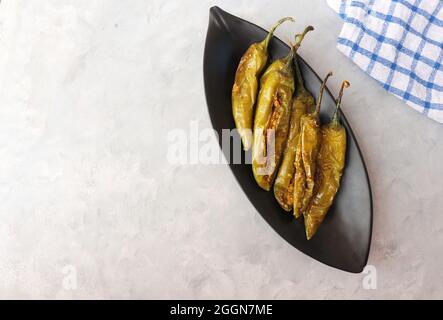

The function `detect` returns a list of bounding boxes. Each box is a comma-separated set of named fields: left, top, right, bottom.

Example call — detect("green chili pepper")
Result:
left=232, top=17, right=294, bottom=151
left=274, top=57, right=315, bottom=211
left=304, top=80, right=350, bottom=240
left=293, top=71, right=332, bottom=218
left=252, top=27, right=314, bottom=191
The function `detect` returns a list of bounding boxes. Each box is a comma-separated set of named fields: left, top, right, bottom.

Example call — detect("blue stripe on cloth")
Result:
left=344, top=16, right=439, bottom=68
left=337, top=37, right=443, bottom=92
left=350, top=0, right=443, bottom=49
left=395, top=0, right=443, bottom=27
left=364, top=1, right=397, bottom=74
left=349, top=0, right=375, bottom=60
left=385, top=0, right=421, bottom=94
left=404, top=0, right=443, bottom=110
left=424, top=48, right=443, bottom=114
left=422, top=1, right=443, bottom=114
left=370, top=77, right=443, bottom=110
left=339, top=0, right=347, bottom=19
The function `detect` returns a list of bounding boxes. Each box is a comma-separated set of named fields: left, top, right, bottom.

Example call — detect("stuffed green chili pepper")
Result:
left=304, top=80, right=350, bottom=240
left=252, top=26, right=314, bottom=191
left=232, top=17, right=294, bottom=151
left=293, top=71, right=332, bottom=218
left=274, top=57, right=315, bottom=211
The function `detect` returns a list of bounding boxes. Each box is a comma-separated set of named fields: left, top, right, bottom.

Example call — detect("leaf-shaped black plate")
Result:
left=203, top=6, right=372, bottom=273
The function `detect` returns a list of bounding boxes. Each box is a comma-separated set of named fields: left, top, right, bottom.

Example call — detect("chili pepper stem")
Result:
left=263, top=17, right=295, bottom=49
left=284, top=26, right=314, bottom=69
left=293, top=26, right=314, bottom=51
left=332, top=80, right=351, bottom=124
left=294, top=57, right=305, bottom=91
left=315, top=71, right=333, bottom=116
left=283, top=45, right=296, bottom=69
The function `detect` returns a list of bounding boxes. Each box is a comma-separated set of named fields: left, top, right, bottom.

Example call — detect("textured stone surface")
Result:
left=0, top=0, right=442, bottom=299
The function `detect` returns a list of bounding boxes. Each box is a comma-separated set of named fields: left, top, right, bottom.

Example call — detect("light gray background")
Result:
left=0, top=0, right=442, bottom=299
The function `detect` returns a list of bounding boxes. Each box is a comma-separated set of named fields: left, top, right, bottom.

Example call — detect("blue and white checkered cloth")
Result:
left=327, top=0, right=443, bottom=123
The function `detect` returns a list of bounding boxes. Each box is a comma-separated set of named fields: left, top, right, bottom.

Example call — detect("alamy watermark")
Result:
left=167, top=120, right=275, bottom=175
left=62, top=265, right=77, bottom=290
left=362, top=265, right=377, bottom=290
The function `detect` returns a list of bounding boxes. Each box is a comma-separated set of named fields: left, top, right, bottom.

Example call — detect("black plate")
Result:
left=203, top=6, right=373, bottom=273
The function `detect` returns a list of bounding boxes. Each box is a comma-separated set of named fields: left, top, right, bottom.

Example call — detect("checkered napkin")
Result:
left=327, top=0, right=443, bottom=123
